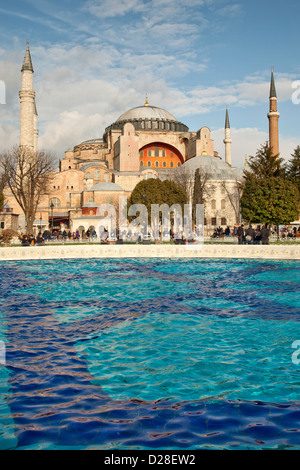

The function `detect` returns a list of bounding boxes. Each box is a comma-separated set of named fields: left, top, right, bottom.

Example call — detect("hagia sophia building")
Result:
left=3, top=42, right=280, bottom=236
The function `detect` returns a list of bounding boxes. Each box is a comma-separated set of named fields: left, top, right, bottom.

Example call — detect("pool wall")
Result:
left=0, top=244, right=299, bottom=260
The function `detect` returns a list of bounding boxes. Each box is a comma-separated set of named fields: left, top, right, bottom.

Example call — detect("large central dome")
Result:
left=116, top=105, right=178, bottom=123
left=104, top=98, right=189, bottom=139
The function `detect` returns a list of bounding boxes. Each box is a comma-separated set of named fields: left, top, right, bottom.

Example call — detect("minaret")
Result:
left=19, top=41, right=37, bottom=152
left=33, top=99, right=39, bottom=152
left=267, top=67, right=280, bottom=157
left=223, top=106, right=232, bottom=165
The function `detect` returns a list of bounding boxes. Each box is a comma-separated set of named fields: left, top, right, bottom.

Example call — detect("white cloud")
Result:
left=0, top=122, right=19, bottom=150
left=87, top=0, right=144, bottom=18
left=38, top=110, right=105, bottom=156
left=212, top=126, right=299, bottom=169
left=1, top=35, right=297, bottom=169
left=212, top=127, right=268, bottom=167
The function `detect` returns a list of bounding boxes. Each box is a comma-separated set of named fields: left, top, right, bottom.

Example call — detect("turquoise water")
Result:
left=0, top=258, right=299, bottom=449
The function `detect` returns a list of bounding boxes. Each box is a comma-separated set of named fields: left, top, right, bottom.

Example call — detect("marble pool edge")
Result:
left=0, top=244, right=299, bottom=261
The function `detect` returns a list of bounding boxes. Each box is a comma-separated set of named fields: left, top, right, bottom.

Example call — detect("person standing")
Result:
left=237, top=224, right=245, bottom=244
left=245, top=225, right=255, bottom=244
left=260, top=224, right=271, bottom=245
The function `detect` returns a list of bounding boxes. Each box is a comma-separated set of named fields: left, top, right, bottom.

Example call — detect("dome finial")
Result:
left=144, top=93, right=149, bottom=106
left=245, top=154, right=248, bottom=166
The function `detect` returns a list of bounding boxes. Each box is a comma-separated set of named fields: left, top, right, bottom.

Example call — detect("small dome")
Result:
left=88, top=182, right=124, bottom=192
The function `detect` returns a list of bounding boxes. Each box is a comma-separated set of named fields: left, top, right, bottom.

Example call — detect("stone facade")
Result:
left=0, top=204, right=19, bottom=231
left=3, top=44, right=280, bottom=235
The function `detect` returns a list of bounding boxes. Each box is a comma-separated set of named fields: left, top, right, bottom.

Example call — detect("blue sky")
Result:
left=0, top=0, right=299, bottom=167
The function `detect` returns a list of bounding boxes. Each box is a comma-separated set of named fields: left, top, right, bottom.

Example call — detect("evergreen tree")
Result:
left=241, top=175, right=299, bottom=225
left=192, top=169, right=204, bottom=223
left=243, top=142, right=285, bottom=179
left=286, top=145, right=300, bottom=193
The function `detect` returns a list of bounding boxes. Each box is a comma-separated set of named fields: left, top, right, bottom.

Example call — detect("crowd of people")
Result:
left=210, top=224, right=300, bottom=244
left=20, top=228, right=99, bottom=246
left=236, top=224, right=271, bottom=245
left=18, top=223, right=300, bottom=246
left=280, top=225, right=300, bottom=238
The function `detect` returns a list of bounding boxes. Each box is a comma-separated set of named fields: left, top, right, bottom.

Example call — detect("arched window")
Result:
left=94, top=169, right=100, bottom=180
left=155, top=161, right=159, bottom=167
left=211, top=199, right=216, bottom=210
left=50, top=197, right=60, bottom=208
left=221, top=199, right=226, bottom=210
left=170, top=161, right=174, bottom=168
left=147, top=161, right=152, bottom=167
left=85, top=172, right=91, bottom=179
left=163, top=161, right=167, bottom=168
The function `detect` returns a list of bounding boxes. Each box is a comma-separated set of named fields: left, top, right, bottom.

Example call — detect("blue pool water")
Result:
left=0, top=257, right=299, bottom=450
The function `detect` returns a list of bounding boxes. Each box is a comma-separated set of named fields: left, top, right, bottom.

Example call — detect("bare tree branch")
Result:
left=0, top=146, right=57, bottom=234
left=221, top=178, right=244, bottom=224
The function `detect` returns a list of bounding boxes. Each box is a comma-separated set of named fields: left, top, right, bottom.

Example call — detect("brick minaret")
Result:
left=223, top=106, right=232, bottom=166
left=267, top=67, right=280, bottom=157
left=19, top=41, right=38, bottom=152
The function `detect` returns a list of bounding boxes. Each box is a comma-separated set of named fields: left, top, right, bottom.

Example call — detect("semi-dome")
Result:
left=183, top=155, right=243, bottom=181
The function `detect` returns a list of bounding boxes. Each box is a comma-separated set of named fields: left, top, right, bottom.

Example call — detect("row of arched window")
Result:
left=211, top=199, right=226, bottom=210
left=140, top=149, right=176, bottom=158
left=204, top=218, right=227, bottom=226
left=140, top=161, right=181, bottom=168
left=85, top=170, right=110, bottom=182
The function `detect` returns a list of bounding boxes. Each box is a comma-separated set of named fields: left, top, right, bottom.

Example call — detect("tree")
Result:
left=0, top=146, right=57, bottom=234
left=169, top=165, right=194, bottom=202
left=243, top=142, right=285, bottom=180
left=0, top=160, right=7, bottom=213
left=0, top=193, right=3, bottom=212
left=129, top=178, right=187, bottom=223
left=241, top=142, right=299, bottom=226
left=286, top=145, right=300, bottom=194
left=192, top=168, right=213, bottom=224
left=0, top=229, right=19, bottom=247
left=241, top=176, right=299, bottom=225
left=221, top=178, right=244, bottom=224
